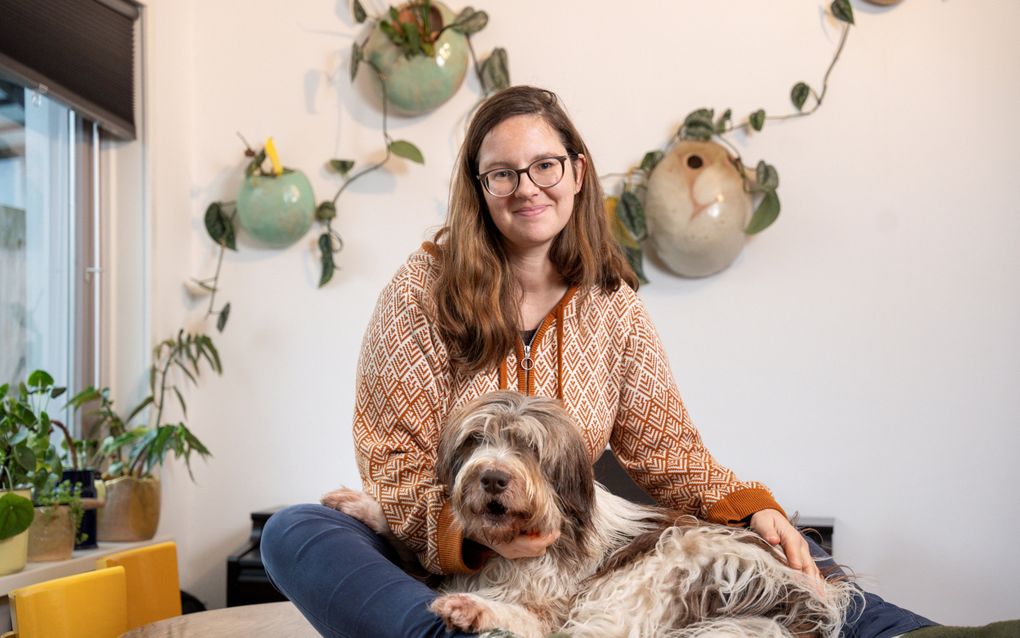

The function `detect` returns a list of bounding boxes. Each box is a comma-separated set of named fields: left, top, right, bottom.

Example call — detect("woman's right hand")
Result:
left=486, top=528, right=560, bottom=559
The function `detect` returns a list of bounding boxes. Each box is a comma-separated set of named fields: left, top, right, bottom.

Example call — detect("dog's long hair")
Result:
left=326, top=391, right=858, bottom=637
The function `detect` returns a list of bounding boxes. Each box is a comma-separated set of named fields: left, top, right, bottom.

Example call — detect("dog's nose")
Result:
left=480, top=469, right=510, bottom=495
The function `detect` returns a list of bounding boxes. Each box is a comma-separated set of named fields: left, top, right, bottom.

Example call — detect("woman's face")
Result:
left=476, top=114, right=586, bottom=259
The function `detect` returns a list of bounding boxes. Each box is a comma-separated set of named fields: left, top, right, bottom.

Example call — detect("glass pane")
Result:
left=0, top=78, right=75, bottom=398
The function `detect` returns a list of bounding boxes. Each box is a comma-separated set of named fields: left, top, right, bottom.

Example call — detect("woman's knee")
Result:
left=261, top=504, right=381, bottom=578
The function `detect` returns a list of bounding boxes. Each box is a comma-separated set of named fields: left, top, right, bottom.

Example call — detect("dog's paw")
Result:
left=430, top=593, right=497, bottom=633
left=320, top=487, right=388, bottom=534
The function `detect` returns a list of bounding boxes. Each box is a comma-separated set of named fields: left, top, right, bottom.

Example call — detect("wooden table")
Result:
left=120, top=601, right=319, bottom=637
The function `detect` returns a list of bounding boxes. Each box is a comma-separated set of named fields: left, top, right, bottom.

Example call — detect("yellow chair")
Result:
left=95, top=540, right=183, bottom=630
left=4, top=565, right=127, bottom=638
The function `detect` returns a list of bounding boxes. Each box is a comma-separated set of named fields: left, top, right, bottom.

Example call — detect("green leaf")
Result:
left=350, top=42, right=362, bottom=82
left=452, top=9, right=488, bottom=35
left=640, top=150, right=663, bottom=173
left=27, top=370, right=53, bottom=389
left=13, top=444, right=34, bottom=472
left=745, top=189, right=781, bottom=235
left=318, top=233, right=336, bottom=288
left=388, top=6, right=399, bottom=21
left=352, top=0, right=367, bottom=23
left=749, top=109, right=766, bottom=132
left=831, top=0, right=854, bottom=25
left=624, top=246, right=649, bottom=285
left=216, top=302, right=231, bottom=333
left=480, top=48, right=510, bottom=94
left=0, top=493, right=34, bottom=541
left=316, top=201, right=337, bottom=222
left=202, top=201, right=236, bottom=249
left=755, top=161, right=779, bottom=191
left=172, top=386, right=187, bottom=418
left=791, top=82, right=811, bottom=111
left=329, top=159, right=355, bottom=176
left=680, top=109, right=715, bottom=141
left=245, top=149, right=266, bottom=177
left=715, top=108, right=732, bottom=133
left=401, top=21, right=422, bottom=56
left=49, top=386, right=66, bottom=399
left=617, top=191, right=647, bottom=241
left=388, top=140, right=425, bottom=164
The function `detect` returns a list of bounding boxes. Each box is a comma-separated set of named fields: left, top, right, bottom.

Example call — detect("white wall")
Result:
left=140, top=0, right=1020, bottom=624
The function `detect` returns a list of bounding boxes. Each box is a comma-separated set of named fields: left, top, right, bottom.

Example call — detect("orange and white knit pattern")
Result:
left=353, top=248, right=784, bottom=574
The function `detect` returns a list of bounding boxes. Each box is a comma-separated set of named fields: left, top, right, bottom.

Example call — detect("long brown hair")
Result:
left=432, top=86, right=637, bottom=374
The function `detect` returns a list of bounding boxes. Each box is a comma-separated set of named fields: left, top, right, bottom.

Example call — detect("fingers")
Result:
left=778, top=525, right=821, bottom=579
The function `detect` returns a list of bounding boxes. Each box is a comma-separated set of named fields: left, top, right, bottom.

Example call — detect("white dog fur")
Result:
left=323, top=391, right=858, bottom=637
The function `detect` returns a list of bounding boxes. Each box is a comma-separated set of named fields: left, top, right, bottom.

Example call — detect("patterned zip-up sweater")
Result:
left=353, top=247, right=785, bottom=574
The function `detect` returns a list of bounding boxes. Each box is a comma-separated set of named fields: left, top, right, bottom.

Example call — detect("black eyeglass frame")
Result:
left=475, top=154, right=575, bottom=198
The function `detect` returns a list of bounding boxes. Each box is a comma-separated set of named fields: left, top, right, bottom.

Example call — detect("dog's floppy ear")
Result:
left=550, top=432, right=596, bottom=530
left=435, top=403, right=471, bottom=492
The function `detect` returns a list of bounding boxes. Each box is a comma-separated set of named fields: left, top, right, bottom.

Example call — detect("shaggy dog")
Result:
left=323, top=391, right=857, bottom=638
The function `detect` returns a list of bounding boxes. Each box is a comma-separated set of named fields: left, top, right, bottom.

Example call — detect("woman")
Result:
left=262, top=86, right=941, bottom=638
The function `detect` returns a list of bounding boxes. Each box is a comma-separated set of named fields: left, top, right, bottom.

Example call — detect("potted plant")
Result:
left=26, top=480, right=84, bottom=562
left=89, top=330, right=221, bottom=541
left=0, top=371, right=60, bottom=574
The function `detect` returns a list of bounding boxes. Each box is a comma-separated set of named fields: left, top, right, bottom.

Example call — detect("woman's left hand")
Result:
left=749, top=509, right=820, bottom=580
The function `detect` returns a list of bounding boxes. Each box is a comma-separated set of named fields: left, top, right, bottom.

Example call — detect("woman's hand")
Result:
left=487, top=528, right=561, bottom=560
left=749, top=509, right=821, bottom=579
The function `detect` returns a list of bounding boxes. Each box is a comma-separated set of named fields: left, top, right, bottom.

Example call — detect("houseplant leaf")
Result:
left=388, top=140, right=425, bottom=164
left=831, top=0, right=854, bottom=25
left=791, top=82, right=811, bottom=111
left=617, top=191, right=647, bottom=241
left=352, top=0, right=367, bottom=23
left=0, top=493, right=34, bottom=541
left=328, top=159, right=355, bottom=177
left=745, top=189, right=781, bottom=235
left=480, top=48, right=510, bottom=93
left=749, top=109, right=766, bottom=132
left=318, top=233, right=336, bottom=288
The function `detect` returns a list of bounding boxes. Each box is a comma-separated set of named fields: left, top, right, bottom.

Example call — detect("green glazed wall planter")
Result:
left=237, top=170, right=315, bottom=247
left=362, top=2, right=469, bottom=116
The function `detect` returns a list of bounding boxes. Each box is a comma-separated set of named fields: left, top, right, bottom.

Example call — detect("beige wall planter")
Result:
left=27, top=506, right=74, bottom=562
left=97, top=477, right=161, bottom=542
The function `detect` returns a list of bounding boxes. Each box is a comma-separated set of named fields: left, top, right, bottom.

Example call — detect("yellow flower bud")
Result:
left=265, top=137, right=283, bottom=176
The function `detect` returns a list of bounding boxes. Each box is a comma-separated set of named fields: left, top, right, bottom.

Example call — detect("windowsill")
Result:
left=0, top=536, right=171, bottom=595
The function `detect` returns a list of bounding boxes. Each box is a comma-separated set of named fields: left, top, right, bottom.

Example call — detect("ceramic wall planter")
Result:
left=27, top=505, right=74, bottom=562
left=362, top=2, right=469, bottom=116
left=644, top=140, right=753, bottom=278
left=0, top=489, right=32, bottom=575
left=236, top=171, right=315, bottom=247
left=97, top=476, right=161, bottom=542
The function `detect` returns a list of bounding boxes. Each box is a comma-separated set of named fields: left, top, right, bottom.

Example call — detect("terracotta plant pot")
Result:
left=0, top=489, right=32, bottom=575
left=97, top=476, right=161, bottom=542
left=27, top=505, right=74, bottom=562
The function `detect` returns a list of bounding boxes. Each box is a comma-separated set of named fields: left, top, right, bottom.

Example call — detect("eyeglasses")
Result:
left=476, top=155, right=571, bottom=198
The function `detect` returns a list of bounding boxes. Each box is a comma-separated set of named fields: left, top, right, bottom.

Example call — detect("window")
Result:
left=0, top=77, right=99, bottom=419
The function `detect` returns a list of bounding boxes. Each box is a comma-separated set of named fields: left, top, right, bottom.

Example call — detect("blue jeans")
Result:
left=261, top=504, right=935, bottom=638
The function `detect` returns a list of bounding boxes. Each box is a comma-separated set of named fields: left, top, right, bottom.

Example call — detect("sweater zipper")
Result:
left=521, top=342, right=534, bottom=394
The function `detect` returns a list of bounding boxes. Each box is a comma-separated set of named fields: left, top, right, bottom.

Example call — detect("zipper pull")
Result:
left=521, top=344, right=534, bottom=371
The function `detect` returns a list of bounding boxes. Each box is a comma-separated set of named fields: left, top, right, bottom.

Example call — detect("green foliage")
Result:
left=353, top=0, right=367, bottom=23
left=790, top=82, right=811, bottom=111
left=388, top=140, right=425, bottom=164
left=77, top=332, right=221, bottom=481
left=34, top=480, right=87, bottom=544
left=0, top=492, right=33, bottom=541
left=831, top=0, right=854, bottom=24
left=203, top=202, right=237, bottom=251
left=318, top=232, right=341, bottom=288
left=749, top=109, right=766, bottom=132
left=480, top=47, right=510, bottom=94
left=328, top=159, right=355, bottom=177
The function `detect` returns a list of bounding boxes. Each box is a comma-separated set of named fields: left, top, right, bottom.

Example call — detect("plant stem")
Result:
left=204, top=241, right=227, bottom=321
left=50, top=419, right=79, bottom=470
left=331, top=64, right=393, bottom=206
left=725, top=22, right=851, bottom=133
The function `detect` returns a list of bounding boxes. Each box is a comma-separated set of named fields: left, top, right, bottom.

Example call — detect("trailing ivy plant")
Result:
left=606, top=0, right=856, bottom=281
left=317, top=1, right=511, bottom=287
